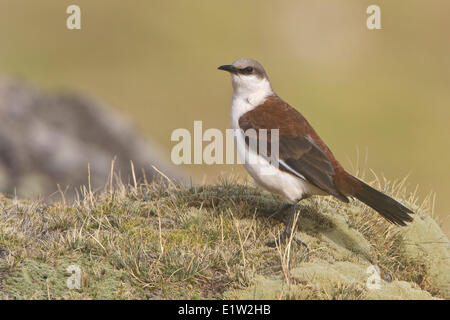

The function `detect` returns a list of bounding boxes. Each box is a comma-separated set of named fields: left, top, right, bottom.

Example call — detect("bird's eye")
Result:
left=243, top=67, right=253, bottom=73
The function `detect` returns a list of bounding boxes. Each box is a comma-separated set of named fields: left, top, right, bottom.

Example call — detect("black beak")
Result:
left=218, top=65, right=237, bottom=73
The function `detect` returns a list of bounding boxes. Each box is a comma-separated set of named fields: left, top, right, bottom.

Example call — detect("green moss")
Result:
left=2, top=256, right=134, bottom=299
left=225, top=261, right=436, bottom=300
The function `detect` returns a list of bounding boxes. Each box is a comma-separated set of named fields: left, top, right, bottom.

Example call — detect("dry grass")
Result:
left=0, top=166, right=447, bottom=299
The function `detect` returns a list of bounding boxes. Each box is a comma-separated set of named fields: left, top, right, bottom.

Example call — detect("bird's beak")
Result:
left=218, top=65, right=237, bottom=74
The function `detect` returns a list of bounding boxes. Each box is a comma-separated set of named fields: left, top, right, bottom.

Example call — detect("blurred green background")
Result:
left=1, top=0, right=448, bottom=234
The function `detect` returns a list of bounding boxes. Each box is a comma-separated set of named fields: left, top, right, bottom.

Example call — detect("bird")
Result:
left=218, top=58, right=414, bottom=247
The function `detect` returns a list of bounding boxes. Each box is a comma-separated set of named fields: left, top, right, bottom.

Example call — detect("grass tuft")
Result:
left=0, top=171, right=448, bottom=299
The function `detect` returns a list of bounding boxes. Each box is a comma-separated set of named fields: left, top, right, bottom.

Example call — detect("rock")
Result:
left=0, top=77, right=185, bottom=199
left=224, top=261, right=437, bottom=300
left=401, top=215, right=450, bottom=297
left=223, top=204, right=449, bottom=300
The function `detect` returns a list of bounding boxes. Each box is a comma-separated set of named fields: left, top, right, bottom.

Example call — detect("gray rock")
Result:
left=0, top=77, right=185, bottom=199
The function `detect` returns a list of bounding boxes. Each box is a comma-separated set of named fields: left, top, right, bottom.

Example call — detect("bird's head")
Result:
left=218, top=58, right=273, bottom=102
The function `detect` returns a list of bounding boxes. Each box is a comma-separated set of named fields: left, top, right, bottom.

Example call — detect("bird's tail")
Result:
left=347, top=175, right=414, bottom=226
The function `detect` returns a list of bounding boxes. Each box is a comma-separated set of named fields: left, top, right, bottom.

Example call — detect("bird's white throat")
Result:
left=231, top=74, right=273, bottom=107
left=230, top=74, right=273, bottom=130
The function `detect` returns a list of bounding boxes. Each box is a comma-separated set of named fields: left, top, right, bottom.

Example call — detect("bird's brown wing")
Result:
left=238, top=95, right=348, bottom=202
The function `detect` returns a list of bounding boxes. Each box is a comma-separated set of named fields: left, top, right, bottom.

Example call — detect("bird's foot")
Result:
left=266, top=230, right=309, bottom=251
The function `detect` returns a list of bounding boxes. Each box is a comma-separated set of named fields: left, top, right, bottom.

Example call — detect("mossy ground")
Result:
left=0, top=172, right=448, bottom=300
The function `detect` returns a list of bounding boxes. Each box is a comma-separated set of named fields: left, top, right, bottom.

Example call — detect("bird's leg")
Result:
left=261, top=202, right=292, bottom=222
left=267, top=205, right=309, bottom=250
left=282, top=206, right=309, bottom=248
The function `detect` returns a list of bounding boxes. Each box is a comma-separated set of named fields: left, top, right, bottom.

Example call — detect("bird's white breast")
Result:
left=230, top=88, right=322, bottom=203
